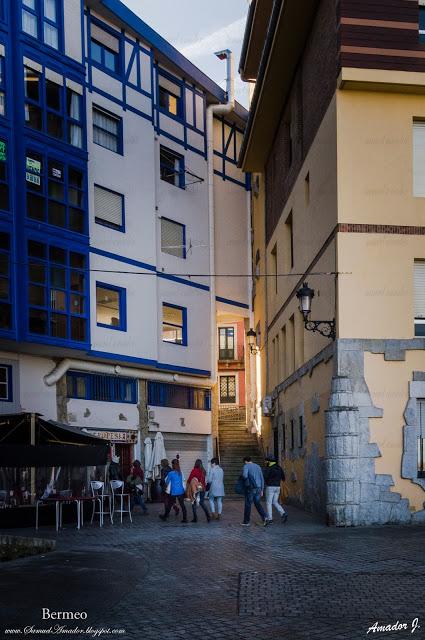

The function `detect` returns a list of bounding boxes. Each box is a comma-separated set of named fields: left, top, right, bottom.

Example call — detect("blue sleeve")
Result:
left=242, top=464, right=248, bottom=479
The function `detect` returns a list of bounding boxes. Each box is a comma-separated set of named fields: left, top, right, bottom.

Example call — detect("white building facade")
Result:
left=0, top=0, right=250, bottom=480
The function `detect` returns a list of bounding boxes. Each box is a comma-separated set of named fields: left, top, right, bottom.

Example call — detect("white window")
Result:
left=93, top=107, right=121, bottom=153
left=413, top=122, right=425, bottom=196
left=414, top=261, right=425, bottom=335
left=94, top=185, right=123, bottom=230
left=0, top=365, right=11, bottom=401
left=161, top=218, right=185, bottom=258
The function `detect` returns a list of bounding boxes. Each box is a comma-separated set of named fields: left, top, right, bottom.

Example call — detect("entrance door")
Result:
left=220, top=375, right=236, bottom=404
left=115, top=444, right=132, bottom=479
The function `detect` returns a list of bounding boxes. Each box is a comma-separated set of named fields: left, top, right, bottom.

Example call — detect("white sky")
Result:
left=122, top=0, right=250, bottom=106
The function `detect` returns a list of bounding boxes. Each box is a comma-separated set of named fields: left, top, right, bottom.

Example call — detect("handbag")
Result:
left=234, top=477, right=246, bottom=496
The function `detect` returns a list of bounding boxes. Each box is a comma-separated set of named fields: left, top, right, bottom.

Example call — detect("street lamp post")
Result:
left=296, top=282, right=336, bottom=340
left=246, top=328, right=260, bottom=355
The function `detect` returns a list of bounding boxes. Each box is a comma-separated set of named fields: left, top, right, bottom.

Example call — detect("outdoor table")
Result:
left=35, top=496, right=81, bottom=532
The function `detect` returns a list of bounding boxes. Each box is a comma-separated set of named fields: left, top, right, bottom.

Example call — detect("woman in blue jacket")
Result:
left=159, top=458, right=188, bottom=523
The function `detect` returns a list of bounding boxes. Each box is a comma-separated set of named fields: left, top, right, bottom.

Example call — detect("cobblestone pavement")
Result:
left=1, top=500, right=425, bottom=640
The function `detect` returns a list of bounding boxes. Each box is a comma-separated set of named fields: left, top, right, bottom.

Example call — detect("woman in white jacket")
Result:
left=206, top=457, right=225, bottom=520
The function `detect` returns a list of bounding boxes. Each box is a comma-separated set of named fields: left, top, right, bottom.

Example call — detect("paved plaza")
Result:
left=1, top=499, right=425, bottom=640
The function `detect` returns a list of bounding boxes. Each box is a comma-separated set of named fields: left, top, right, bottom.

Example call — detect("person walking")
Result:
left=127, top=460, right=148, bottom=514
left=160, top=458, right=180, bottom=517
left=159, top=458, right=187, bottom=523
left=241, top=456, right=268, bottom=527
left=206, top=457, right=225, bottom=520
left=263, top=455, right=288, bottom=524
left=187, top=459, right=210, bottom=523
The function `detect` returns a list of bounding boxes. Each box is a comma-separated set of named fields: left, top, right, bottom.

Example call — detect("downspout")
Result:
left=44, top=359, right=213, bottom=388
left=207, top=49, right=235, bottom=387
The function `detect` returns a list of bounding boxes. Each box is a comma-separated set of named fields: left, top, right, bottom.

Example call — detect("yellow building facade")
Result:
left=240, top=0, right=425, bottom=525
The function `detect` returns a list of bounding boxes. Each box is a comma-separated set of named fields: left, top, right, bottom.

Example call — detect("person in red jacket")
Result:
left=187, top=459, right=210, bottom=523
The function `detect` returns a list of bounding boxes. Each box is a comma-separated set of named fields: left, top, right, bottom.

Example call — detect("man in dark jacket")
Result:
left=263, top=455, right=288, bottom=523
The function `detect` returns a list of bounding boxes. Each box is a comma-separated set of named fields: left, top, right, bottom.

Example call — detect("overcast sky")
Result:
left=122, top=0, right=250, bottom=106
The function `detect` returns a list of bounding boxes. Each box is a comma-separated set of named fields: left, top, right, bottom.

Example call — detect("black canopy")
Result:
left=0, top=413, right=109, bottom=467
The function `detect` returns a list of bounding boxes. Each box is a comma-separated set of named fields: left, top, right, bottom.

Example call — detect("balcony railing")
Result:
left=218, top=345, right=244, bottom=362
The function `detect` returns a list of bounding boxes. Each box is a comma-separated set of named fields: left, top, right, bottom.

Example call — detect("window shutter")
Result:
left=91, top=24, right=120, bottom=53
left=414, top=261, right=425, bottom=317
left=94, top=186, right=123, bottom=228
left=161, top=218, right=184, bottom=258
left=413, top=122, right=425, bottom=196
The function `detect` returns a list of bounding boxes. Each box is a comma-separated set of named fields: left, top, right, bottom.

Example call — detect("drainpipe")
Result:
left=44, top=359, right=213, bottom=388
left=207, top=49, right=235, bottom=389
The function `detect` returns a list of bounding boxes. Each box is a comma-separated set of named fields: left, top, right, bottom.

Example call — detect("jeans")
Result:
left=192, top=491, right=210, bottom=521
left=265, top=486, right=285, bottom=520
left=130, top=492, right=147, bottom=512
left=209, top=496, right=223, bottom=514
left=163, top=493, right=180, bottom=514
left=164, top=494, right=187, bottom=521
left=243, top=489, right=267, bottom=524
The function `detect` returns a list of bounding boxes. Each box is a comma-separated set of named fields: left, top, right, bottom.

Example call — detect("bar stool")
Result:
left=90, top=481, right=112, bottom=527
left=110, top=480, right=132, bottom=524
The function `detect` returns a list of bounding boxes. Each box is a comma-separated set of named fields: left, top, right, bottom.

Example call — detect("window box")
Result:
left=96, top=282, right=126, bottom=331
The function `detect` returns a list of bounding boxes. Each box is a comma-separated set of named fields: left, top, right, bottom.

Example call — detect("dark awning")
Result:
left=0, top=413, right=109, bottom=466
left=0, top=444, right=108, bottom=467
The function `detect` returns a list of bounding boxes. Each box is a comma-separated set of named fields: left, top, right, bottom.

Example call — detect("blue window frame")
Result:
left=24, top=66, right=84, bottom=148
left=90, top=22, right=121, bottom=76
left=22, top=0, right=62, bottom=51
left=25, top=149, right=87, bottom=235
left=161, top=217, right=186, bottom=259
left=94, top=184, right=124, bottom=232
left=420, top=7, right=425, bottom=44
left=0, top=138, right=9, bottom=213
left=96, top=282, right=126, bottom=331
left=27, top=239, right=88, bottom=344
left=67, top=371, right=137, bottom=404
left=93, top=106, right=122, bottom=154
left=0, top=54, right=6, bottom=118
left=162, top=303, right=187, bottom=346
left=158, top=73, right=183, bottom=119
left=0, top=364, right=12, bottom=402
left=148, top=381, right=211, bottom=411
left=160, top=146, right=185, bottom=189
left=0, top=231, right=11, bottom=331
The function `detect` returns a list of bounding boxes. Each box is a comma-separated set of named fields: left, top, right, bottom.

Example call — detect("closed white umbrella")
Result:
left=151, top=432, right=167, bottom=480
left=144, top=437, right=153, bottom=480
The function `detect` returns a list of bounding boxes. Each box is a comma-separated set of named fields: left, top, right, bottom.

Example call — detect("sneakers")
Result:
left=263, top=519, right=271, bottom=527
left=265, top=519, right=273, bottom=525
left=281, top=512, right=288, bottom=523
left=240, top=522, right=250, bottom=527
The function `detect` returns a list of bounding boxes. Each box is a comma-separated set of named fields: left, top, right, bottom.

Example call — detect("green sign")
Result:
left=26, top=156, right=41, bottom=174
left=0, top=141, right=6, bottom=163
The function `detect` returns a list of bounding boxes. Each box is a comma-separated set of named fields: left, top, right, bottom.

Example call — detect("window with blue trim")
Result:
left=27, top=239, right=87, bottom=343
left=0, top=54, right=6, bottom=117
left=0, top=139, right=9, bottom=213
left=93, top=106, right=122, bottom=154
left=0, top=364, right=12, bottom=401
left=96, top=283, right=126, bottom=331
left=24, top=67, right=83, bottom=148
left=160, top=146, right=185, bottom=189
left=22, top=0, right=62, bottom=51
left=0, top=232, right=11, bottom=331
left=161, top=217, right=186, bottom=259
left=148, top=382, right=211, bottom=411
left=90, top=22, right=121, bottom=75
left=162, top=303, right=187, bottom=345
left=67, top=372, right=137, bottom=404
left=94, top=185, right=124, bottom=231
left=420, top=7, right=425, bottom=44
left=26, top=150, right=86, bottom=234
left=158, top=74, right=183, bottom=119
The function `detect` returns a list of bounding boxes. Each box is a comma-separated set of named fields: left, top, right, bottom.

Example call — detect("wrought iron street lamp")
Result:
left=246, top=328, right=260, bottom=355
left=296, top=282, right=336, bottom=340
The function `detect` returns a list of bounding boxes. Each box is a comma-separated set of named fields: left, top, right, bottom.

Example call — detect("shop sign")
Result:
left=26, top=156, right=41, bottom=186
left=84, top=429, right=138, bottom=443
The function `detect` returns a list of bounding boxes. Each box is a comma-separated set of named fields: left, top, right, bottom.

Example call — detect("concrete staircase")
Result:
left=219, top=418, right=264, bottom=495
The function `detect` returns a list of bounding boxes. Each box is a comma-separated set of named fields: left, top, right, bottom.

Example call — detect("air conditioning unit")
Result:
left=262, top=396, right=273, bottom=416
left=148, top=410, right=155, bottom=421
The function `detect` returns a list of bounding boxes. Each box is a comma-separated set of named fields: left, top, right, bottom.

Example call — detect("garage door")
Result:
left=158, top=433, right=209, bottom=481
